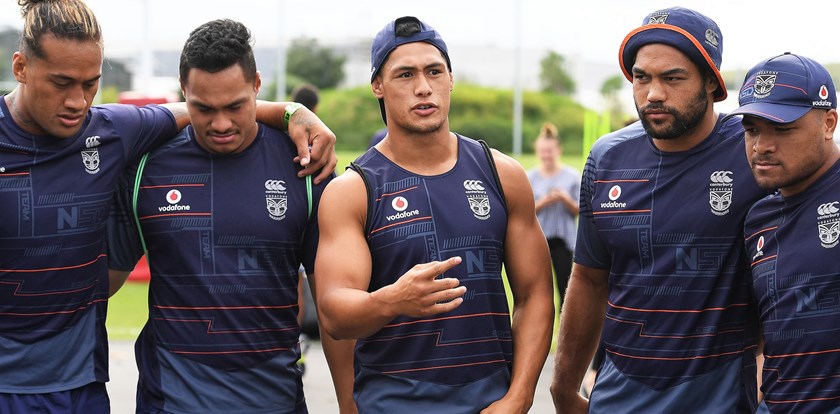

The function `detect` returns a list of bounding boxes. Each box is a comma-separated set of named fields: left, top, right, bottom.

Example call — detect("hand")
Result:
left=547, top=189, right=571, bottom=204
left=287, top=107, right=338, bottom=185
left=480, top=395, right=531, bottom=414
left=377, top=257, right=467, bottom=318
left=551, top=387, right=588, bottom=414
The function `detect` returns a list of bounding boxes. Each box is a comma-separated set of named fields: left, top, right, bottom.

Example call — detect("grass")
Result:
left=106, top=148, right=584, bottom=341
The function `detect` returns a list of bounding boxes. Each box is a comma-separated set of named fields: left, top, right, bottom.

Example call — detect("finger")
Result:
left=430, top=285, right=466, bottom=303
left=427, top=256, right=462, bottom=275
left=431, top=297, right=463, bottom=314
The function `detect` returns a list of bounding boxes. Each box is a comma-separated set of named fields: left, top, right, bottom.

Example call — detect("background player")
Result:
left=314, top=16, right=554, bottom=413
left=731, top=52, right=840, bottom=414
left=550, top=7, right=766, bottom=413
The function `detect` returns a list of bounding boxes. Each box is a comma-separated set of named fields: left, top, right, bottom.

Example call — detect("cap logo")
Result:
left=704, top=28, right=719, bottom=49
left=647, top=13, right=669, bottom=24
left=819, top=85, right=830, bottom=100
left=754, top=74, right=777, bottom=99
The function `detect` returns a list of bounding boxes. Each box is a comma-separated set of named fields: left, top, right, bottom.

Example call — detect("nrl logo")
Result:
left=265, top=179, right=287, bottom=221
left=463, top=179, right=490, bottom=220
left=754, top=74, right=777, bottom=99
left=817, top=201, right=840, bottom=248
left=709, top=171, right=733, bottom=216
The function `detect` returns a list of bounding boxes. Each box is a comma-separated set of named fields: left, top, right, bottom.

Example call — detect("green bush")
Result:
left=317, top=83, right=593, bottom=154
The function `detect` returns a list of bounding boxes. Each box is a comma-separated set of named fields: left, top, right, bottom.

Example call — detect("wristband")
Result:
left=284, top=102, right=304, bottom=132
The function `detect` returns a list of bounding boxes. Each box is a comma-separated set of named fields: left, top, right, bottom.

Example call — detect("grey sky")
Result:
left=1, top=0, right=838, bottom=71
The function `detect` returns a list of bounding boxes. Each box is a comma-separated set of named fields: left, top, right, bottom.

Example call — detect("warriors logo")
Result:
left=81, top=135, right=101, bottom=174
left=754, top=73, right=777, bottom=99
left=265, top=179, right=287, bottom=221
left=817, top=201, right=840, bottom=248
left=647, top=12, right=669, bottom=24
left=709, top=171, right=733, bottom=216
left=464, top=179, right=490, bottom=220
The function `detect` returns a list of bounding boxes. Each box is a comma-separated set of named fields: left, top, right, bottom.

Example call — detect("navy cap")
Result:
left=725, top=53, right=836, bottom=123
left=619, top=7, right=727, bottom=102
left=370, top=16, right=450, bottom=83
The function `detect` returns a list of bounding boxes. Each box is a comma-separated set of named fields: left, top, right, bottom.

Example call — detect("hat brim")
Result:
left=722, top=103, right=811, bottom=124
left=620, top=24, right=727, bottom=102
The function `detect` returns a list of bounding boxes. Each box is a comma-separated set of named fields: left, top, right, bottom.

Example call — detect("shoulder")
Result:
left=588, top=120, right=647, bottom=165
left=745, top=192, right=783, bottom=227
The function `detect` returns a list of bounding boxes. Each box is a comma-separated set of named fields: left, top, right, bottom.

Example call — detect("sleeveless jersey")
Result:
left=350, top=135, right=512, bottom=413
left=107, top=124, right=326, bottom=413
left=744, top=159, right=840, bottom=414
left=0, top=98, right=176, bottom=393
left=576, top=116, right=764, bottom=413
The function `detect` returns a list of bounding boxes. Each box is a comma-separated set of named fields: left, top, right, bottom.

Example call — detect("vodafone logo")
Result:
left=753, top=235, right=765, bottom=261
left=608, top=185, right=621, bottom=201
left=820, top=85, right=830, bottom=100
left=166, top=189, right=182, bottom=204
left=392, top=196, right=408, bottom=212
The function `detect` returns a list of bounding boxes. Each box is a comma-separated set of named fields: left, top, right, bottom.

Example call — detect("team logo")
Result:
left=265, top=179, right=287, bottom=221
left=817, top=201, right=840, bottom=248
left=81, top=135, right=101, bottom=175
left=753, top=73, right=777, bottom=99
left=709, top=171, right=733, bottom=216
left=753, top=235, right=765, bottom=261
left=392, top=196, right=408, bottom=212
left=158, top=189, right=190, bottom=212
left=464, top=179, right=490, bottom=220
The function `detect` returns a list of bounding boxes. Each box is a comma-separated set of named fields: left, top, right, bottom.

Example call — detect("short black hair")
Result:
left=290, top=84, right=320, bottom=112
left=179, top=19, right=257, bottom=85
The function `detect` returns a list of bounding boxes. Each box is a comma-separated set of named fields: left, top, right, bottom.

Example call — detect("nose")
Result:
left=751, top=132, right=776, bottom=154
left=646, top=79, right=666, bottom=103
left=64, top=85, right=87, bottom=112
left=210, top=113, right=233, bottom=133
left=415, top=74, right=432, bottom=97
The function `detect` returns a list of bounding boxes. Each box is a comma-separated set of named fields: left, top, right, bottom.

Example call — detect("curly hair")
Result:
left=179, top=19, right=257, bottom=85
left=17, top=0, right=102, bottom=59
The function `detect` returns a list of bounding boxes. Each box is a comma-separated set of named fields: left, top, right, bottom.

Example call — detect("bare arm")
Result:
left=159, top=101, right=337, bottom=184
left=108, top=269, right=132, bottom=297
left=307, top=274, right=358, bottom=414
left=313, top=171, right=466, bottom=340
left=550, top=263, right=609, bottom=414
left=482, top=151, right=555, bottom=414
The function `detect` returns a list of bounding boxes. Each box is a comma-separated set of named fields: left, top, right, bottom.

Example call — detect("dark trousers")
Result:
left=547, top=238, right=573, bottom=306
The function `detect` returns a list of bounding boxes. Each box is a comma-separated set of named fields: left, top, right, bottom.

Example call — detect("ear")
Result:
left=705, top=75, right=719, bottom=97
left=449, top=72, right=454, bottom=92
left=371, top=77, right=384, bottom=99
left=254, top=71, right=262, bottom=95
left=12, top=51, right=26, bottom=83
left=824, top=109, right=838, bottom=141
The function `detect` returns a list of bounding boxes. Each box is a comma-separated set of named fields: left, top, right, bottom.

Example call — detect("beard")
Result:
left=637, top=89, right=709, bottom=140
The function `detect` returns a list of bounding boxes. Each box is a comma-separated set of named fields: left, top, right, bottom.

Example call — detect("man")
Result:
left=106, top=19, right=353, bottom=413
left=730, top=53, right=840, bottom=414
left=290, top=84, right=320, bottom=113
left=314, top=16, right=554, bottom=413
left=0, top=1, right=335, bottom=412
left=550, top=7, right=766, bottom=413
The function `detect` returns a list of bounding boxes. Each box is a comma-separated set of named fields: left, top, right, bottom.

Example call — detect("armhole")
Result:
left=300, top=175, right=313, bottom=242
left=478, top=139, right=508, bottom=213
left=132, top=153, right=150, bottom=256
left=349, top=161, right=373, bottom=234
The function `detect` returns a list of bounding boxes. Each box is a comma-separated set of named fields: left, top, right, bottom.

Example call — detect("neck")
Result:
left=377, top=128, right=457, bottom=175
left=4, top=89, right=38, bottom=135
left=781, top=146, right=840, bottom=197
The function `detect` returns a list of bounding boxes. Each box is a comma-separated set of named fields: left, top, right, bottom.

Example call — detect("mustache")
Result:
left=640, top=103, right=674, bottom=114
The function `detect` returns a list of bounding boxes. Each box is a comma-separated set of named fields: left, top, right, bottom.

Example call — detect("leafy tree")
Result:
left=286, top=37, right=346, bottom=90
left=539, top=51, right=576, bottom=96
left=600, top=74, right=626, bottom=119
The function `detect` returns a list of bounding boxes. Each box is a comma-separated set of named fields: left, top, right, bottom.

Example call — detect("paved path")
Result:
left=108, top=339, right=557, bottom=413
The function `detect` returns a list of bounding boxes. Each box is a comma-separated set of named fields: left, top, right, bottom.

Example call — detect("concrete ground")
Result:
left=107, top=339, right=557, bottom=413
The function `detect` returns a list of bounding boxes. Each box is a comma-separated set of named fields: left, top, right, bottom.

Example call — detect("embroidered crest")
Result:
left=265, top=179, right=287, bottom=221
left=817, top=202, right=840, bottom=248
left=709, top=171, right=733, bottom=216
left=463, top=180, right=490, bottom=220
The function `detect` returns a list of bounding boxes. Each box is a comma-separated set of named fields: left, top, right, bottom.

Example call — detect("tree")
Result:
left=600, top=74, right=626, bottom=118
left=286, top=37, right=346, bottom=90
left=539, top=51, right=576, bottom=96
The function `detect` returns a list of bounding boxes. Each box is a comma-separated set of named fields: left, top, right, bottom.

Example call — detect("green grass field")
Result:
left=106, top=149, right=584, bottom=340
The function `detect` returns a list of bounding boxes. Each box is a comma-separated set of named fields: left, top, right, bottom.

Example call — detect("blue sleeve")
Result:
left=106, top=163, right=146, bottom=271
left=96, top=103, right=178, bottom=164
left=573, top=151, right=611, bottom=269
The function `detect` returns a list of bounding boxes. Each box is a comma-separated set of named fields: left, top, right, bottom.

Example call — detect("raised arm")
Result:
left=313, top=171, right=466, bottom=340
left=159, top=101, right=337, bottom=184
left=481, top=151, right=555, bottom=414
